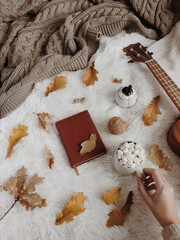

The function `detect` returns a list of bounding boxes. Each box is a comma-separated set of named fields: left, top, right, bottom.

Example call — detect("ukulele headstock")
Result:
left=123, top=43, right=153, bottom=63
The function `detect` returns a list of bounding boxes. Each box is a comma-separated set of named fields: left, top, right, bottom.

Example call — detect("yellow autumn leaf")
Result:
left=45, top=76, right=67, bottom=96
left=79, top=134, right=97, bottom=156
left=55, top=192, right=86, bottom=225
left=107, top=191, right=133, bottom=227
left=83, top=62, right=99, bottom=86
left=148, top=145, right=170, bottom=171
left=102, top=187, right=121, bottom=205
left=142, top=96, right=161, bottom=126
left=6, top=124, right=28, bottom=158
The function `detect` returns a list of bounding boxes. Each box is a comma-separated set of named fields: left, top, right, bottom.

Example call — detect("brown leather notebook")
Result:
left=55, top=110, right=106, bottom=168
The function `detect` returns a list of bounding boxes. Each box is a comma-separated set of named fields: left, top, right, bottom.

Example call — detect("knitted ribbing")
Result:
left=162, top=223, right=180, bottom=240
left=0, top=0, right=176, bottom=118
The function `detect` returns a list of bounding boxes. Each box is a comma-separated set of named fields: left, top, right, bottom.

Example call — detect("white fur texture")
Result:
left=0, top=22, right=180, bottom=240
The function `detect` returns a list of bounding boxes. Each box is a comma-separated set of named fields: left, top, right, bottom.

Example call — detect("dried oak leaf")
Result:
left=34, top=112, right=54, bottom=132
left=45, top=75, right=67, bottom=96
left=20, top=193, right=47, bottom=211
left=73, top=97, right=86, bottom=104
left=148, top=145, right=170, bottom=171
left=2, top=166, right=46, bottom=211
left=55, top=192, right=86, bottom=225
left=83, top=62, right=99, bottom=86
left=102, top=187, right=121, bottom=205
left=107, top=191, right=133, bottom=227
left=6, top=124, right=28, bottom=158
left=80, top=134, right=97, bottom=156
left=44, top=146, right=54, bottom=169
left=112, top=77, right=123, bottom=83
left=142, top=96, right=161, bottom=126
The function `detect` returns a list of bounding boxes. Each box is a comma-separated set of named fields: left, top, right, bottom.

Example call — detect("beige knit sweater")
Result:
left=162, top=223, right=180, bottom=240
left=0, top=0, right=178, bottom=118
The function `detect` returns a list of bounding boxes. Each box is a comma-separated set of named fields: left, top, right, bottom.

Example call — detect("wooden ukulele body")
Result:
left=167, top=119, right=180, bottom=157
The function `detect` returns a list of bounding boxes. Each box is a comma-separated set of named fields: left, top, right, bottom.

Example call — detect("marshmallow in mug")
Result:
left=117, top=142, right=145, bottom=168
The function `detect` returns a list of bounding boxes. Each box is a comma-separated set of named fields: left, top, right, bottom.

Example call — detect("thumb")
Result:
left=137, top=178, right=151, bottom=205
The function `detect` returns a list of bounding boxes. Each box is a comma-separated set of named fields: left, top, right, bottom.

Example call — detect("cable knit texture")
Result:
left=0, top=0, right=177, bottom=118
left=162, top=224, right=180, bottom=240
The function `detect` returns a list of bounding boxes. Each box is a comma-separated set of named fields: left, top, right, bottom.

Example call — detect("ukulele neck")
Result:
left=145, top=59, right=180, bottom=112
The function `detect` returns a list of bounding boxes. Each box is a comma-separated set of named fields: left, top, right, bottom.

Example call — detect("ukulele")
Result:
left=123, top=43, right=180, bottom=157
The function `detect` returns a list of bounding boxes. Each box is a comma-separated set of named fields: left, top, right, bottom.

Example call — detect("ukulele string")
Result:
left=139, top=45, right=152, bottom=59
left=130, top=48, right=150, bottom=62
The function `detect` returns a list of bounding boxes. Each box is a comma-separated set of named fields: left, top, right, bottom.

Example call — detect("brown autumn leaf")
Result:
left=148, top=145, right=170, bottom=171
left=107, top=191, right=133, bottom=227
left=34, top=112, right=54, bottom=132
left=20, top=193, right=47, bottom=211
left=102, top=187, right=121, bottom=205
left=6, top=124, right=28, bottom=158
left=44, top=146, right=54, bottom=169
left=55, top=192, right=86, bottom=225
left=83, top=62, right=99, bottom=86
left=45, top=75, right=67, bottom=96
left=142, top=96, right=161, bottom=126
left=73, top=97, right=86, bottom=104
left=112, top=77, right=123, bottom=83
left=1, top=166, right=46, bottom=221
left=79, top=134, right=97, bottom=156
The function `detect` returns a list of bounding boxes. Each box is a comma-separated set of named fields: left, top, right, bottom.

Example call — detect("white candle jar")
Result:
left=116, top=85, right=137, bottom=108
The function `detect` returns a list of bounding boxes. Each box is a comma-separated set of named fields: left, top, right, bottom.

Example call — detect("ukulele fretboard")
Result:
left=146, top=59, right=180, bottom=111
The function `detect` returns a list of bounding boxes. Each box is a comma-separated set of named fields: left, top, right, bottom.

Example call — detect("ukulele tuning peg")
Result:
left=150, top=52, right=153, bottom=55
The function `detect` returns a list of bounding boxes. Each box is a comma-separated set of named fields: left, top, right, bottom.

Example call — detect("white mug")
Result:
left=112, top=143, right=145, bottom=177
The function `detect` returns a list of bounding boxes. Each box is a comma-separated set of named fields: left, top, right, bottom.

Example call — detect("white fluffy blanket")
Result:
left=0, top=22, right=180, bottom=240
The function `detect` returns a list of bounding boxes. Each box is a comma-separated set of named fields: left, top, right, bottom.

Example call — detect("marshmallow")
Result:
left=124, top=142, right=130, bottom=148
left=134, top=149, right=140, bottom=156
left=128, top=158, right=133, bottom=165
left=118, top=150, right=123, bottom=158
left=131, top=163, right=136, bottom=168
left=134, top=157, right=140, bottom=164
left=120, top=145, right=126, bottom=151
left=120, top=158, right=128, bottom=165
left=123, top=148, right=129, bottom=154
left=117, top=142, right=145, bottom=169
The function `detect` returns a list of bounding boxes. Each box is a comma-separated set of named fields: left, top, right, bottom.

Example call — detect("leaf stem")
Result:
left=55, top=211, right=71, bottom=224
left=0, top=198, right=19, bottom=221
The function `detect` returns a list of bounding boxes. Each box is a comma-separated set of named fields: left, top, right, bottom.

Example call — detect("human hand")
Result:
left=137, top=168, right=180, bottom=227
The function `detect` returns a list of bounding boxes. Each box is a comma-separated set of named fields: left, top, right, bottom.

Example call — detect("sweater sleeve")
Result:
left=162, top=224, right=180, bottom=240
